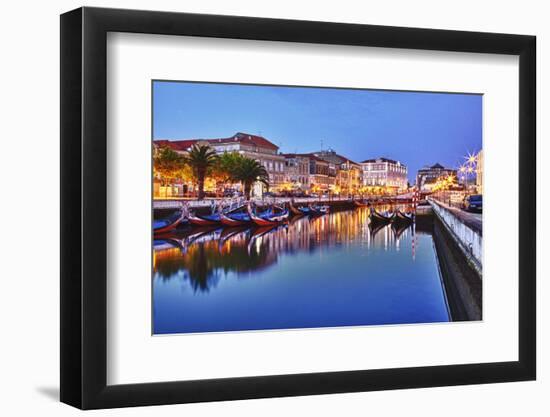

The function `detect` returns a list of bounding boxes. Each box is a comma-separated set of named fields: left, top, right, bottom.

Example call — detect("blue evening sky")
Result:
left=153, top=81, right=482, bottom=182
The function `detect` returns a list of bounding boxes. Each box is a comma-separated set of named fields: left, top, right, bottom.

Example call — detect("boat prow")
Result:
left=153, top=210, right=187, bottom=235
left=369, top=207, right=395, bottom=223
left=289, top=201, right=304, bottom=216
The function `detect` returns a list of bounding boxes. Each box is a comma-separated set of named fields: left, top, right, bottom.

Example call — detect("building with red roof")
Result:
left=154, top=132, right=286, bottom=191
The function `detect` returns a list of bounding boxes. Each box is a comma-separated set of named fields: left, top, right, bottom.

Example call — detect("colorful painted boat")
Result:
left=369, top=207, right=395, bottom=223
left=248, top=205, right=289, bottom=226
left=188, top=212, right=222, bottom=226
left=395, top=209, right=415, bottom=223
left=153, top=210, right=187, bottom=235
left=289, top=201, right=304, bottom=216
left=219, top=211, right=252, bottom=227
left=307, top=204, right=330, bottom=216
left=297, top=205, right=314, bottom=215
left=291, top=202, right=329, bottom=216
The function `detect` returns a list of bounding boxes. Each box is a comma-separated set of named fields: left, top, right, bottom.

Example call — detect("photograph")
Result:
left=151, top=81, right=483, bottom=335
left=0, top=0, right=540, bottom=413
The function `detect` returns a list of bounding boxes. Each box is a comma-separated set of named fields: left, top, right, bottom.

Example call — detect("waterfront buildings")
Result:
left=307, top=155, right=335, bottom=193
left=360, top=157, right=408, bottom=193
left=416, top=163, right=457, bottom=192
left=155, top=132, right=286, bottom=192
left=154, top=132, right=413, bottom=197
left=282, top=154, right=310, bottom=191
left=313, top=149, right=363, bottom=195
left=283, top=151, right=364, bottom=195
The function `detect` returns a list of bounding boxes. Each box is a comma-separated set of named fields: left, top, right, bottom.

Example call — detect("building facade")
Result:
left=416, top=163, right=457, bottom=192
left=361, top=157, right=408, bottom=192
left=308, top=155, right=335, bottom=193
left=154, top=133, right=411, bottom=198
left=282, top=154, right=310, bottom=191
left=155, top=132, right=286, bottom=192
left=313, top=149, right=363, bottom=196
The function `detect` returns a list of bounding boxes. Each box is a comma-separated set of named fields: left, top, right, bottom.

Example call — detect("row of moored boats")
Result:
left=154, top=201, right=330, bottom=235
left=154, top=199, right=415, bottom=235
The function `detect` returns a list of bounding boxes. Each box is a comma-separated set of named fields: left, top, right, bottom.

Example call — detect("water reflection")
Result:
left=153, top=207, right=449, bottom=334
left=154, top=209, right=419, bottom=289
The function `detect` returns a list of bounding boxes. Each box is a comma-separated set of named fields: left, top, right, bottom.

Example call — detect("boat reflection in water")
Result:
left=153, top=206, right=450, bottom=334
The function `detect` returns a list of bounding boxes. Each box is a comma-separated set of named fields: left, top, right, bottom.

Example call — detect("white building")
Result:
left=360, top=157, right=408, bottom=192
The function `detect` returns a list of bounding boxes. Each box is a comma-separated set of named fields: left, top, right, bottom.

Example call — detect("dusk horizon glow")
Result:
left=153, top=81, right=482, bottom=182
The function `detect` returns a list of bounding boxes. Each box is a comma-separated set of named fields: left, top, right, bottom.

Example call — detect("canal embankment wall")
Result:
left=432, top=215, right=482, bottom=321
left=418, top=204, right=482, bottom=321
left=429, top=200, right=482, bottom=275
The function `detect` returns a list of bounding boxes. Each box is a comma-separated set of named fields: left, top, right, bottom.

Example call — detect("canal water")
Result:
left=153, top=207, right=450, bottom=335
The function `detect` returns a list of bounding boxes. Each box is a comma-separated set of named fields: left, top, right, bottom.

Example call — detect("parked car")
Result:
left=462, top=194, right=482, bottom=212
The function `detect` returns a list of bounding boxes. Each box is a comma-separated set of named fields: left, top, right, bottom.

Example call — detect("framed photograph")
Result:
left=60, top=7, right=536, bottom=409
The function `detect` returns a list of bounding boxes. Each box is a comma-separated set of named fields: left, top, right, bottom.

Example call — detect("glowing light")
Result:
left=464, top=152, right=477, bottom=164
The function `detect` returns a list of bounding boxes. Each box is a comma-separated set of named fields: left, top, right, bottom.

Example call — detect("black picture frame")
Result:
left=60, top=6, right=536, bottom=410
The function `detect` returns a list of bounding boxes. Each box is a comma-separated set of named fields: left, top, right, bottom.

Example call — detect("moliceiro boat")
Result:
left=289, top=200, right=304, bottom=216
left=189, top=201, right=247, bottom=227
left=188, top=212, right=222, bottom=226
left=219, top=211, right=252, bottom=227
left=153, top=206, right=187, bottom=235
left=306, top=204, right=330, bottom=216
left=369, top=207, right=396, bottom=223
left=289, top=200, right=329, bottom=216
left=394, top=209, right=415, bottom=223
left=248, top=203, right=290, bottom=226
left=220, top=204, right=281, bottom=227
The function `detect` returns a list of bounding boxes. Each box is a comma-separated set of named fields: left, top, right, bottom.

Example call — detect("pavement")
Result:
left=433, top=201, right=482, bottom=235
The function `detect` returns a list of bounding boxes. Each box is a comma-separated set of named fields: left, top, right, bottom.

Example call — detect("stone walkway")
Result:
left=432, top=200, right=482, bottom=236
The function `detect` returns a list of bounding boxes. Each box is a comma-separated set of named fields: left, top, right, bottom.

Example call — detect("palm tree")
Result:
left=233, top=157, right=270, bottom=199
left=184, top=144, right=218, bottom=200
left=214, top=152, right=244, bottom=184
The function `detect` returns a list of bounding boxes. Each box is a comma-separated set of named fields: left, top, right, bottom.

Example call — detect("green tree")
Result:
left=153, top=146, right=185, bottom=185
left=184, top=144, right=218, bottom=200
left=232, top=157, right=270, bottom=199
left=214, top=152, right=241, bottom=182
